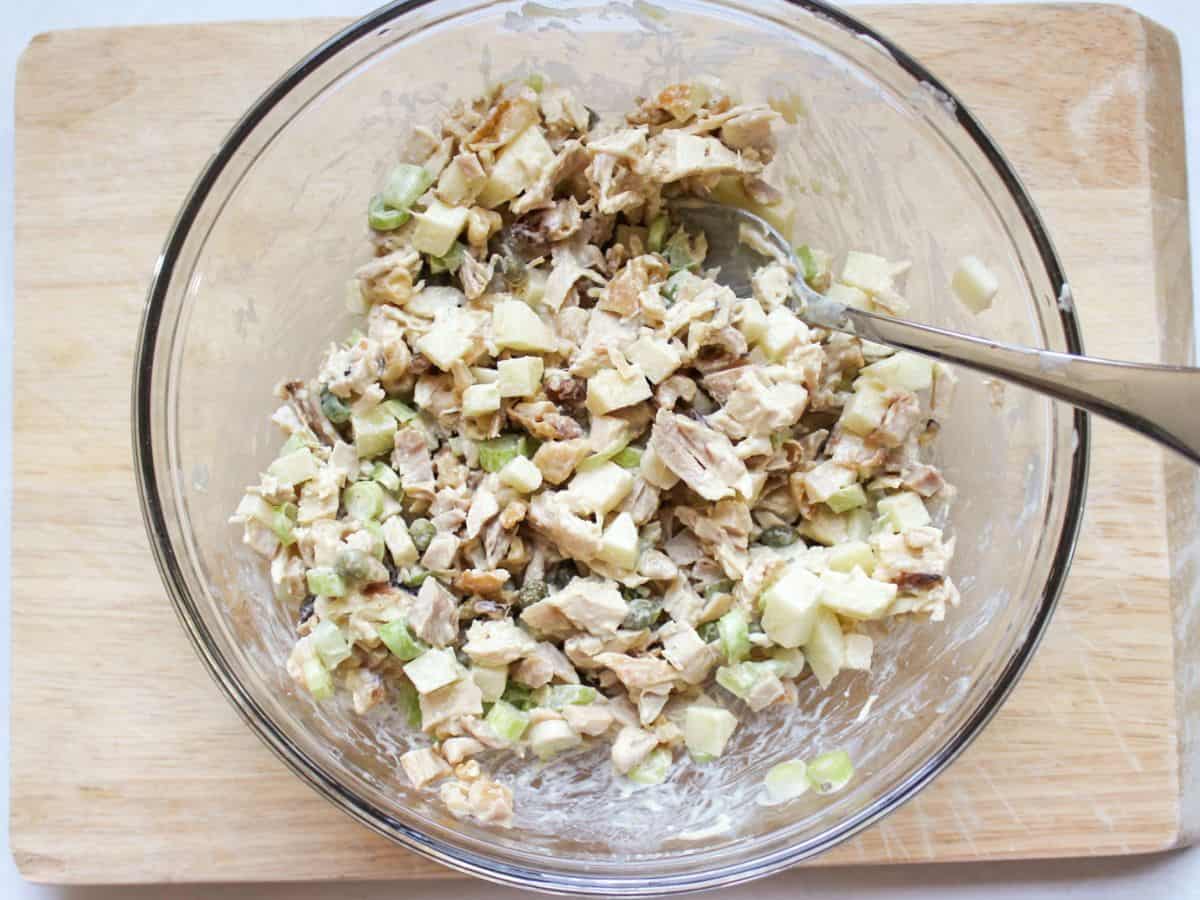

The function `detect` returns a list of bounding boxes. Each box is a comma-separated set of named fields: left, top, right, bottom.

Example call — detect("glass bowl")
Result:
left=132, top=0, right=1089, bottom=894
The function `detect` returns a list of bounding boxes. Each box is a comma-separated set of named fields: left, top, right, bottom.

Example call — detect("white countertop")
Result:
left=2, top=1, right=1198, bottom=897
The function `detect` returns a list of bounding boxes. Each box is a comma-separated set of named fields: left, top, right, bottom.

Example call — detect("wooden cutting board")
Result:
left=11, top=3, right=1200, bottom=884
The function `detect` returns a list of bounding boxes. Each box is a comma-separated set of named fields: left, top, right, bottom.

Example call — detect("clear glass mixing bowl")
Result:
left=132, top=0, right=1089, bottom=893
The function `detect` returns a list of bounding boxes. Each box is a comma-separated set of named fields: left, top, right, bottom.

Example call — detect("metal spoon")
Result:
left=674, top=201, right=1200, bottom=465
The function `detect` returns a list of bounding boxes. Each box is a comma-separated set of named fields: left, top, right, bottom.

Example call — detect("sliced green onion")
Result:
left=306, top=567, right=346, bottom=598
left=758, top=525, right=798, bottom=548
left=621, top=597, right=663, bottom=631
left=397, top=679, right=422, bottom=728
left=612, top=446, right=643, bottom=469
left=311, top=619, right=353, bottom=669
left=807, top=749, right=854, bottom=794
left=535, top=684, right=597, bottom=709
left=379, top=618, right=429, bottom=661
left=368, top=193, right=409, bottom=231
left=400, top=566, right=430, bottom=589
left=370, top=462, right=402, bottom=494
left=428, top=241, right=465, bottom=275
left=382, top=163, right=435, bottom=211
left=826, top=483, right=867, bottom=514
left=408, top=518, right=436, bottom=554
left=764, top=759, right=810, bottom=803
left=500, top=682, right=536, bottom=711
left=382, top=398, right=418, bottom=423
left=627, top=746, right=672, bottom=786
left=647, top=214, right=669, bottom=253
left=343, top=481, right=385, bottom=522
left=320, top=388, right=351, bottom=424
left=717, top=608, right=751, bottom=663
left=302, top=657, right=334, bottom=701
left=477, top=434, right=531, bottom=473
left=696, top=620, right=721, bottom=643
left=485, top=699, right=531, bottom=743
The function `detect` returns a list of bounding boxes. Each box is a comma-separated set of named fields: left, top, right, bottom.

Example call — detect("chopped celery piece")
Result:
left=485, top=699, right=530, bottom=744
left=302, top=657, right=334, bottom=701
left=319, top=388, right=351, bottom=424
left=612, top=446, right=643, bottom=469
left=396, top=679, right=422, bottom=728
left=764, top=759, right=810, bottom=803
left=267, top=447, right=318, bottom=486
left=428, top=241, right=465, bottom=274
left=343, top=480, right=385, bottom=521
left=368, top=193, right=409, bottom=231
left=796, top=244, right=818, bottom=282
left=472, top=665, right=508, bottom=702
left=381, top=398, right=418, bottom=423
left=807, top=749, right=854, bottom=794
left=270, top=503, right=297, bottom=546
left=382, top=163, right=435, bottom=211
left=717, top=608, right=751, bottom=663
left=535, top=684, right=598, bottom=709
left=306, top=567, right=346, bottom=598
left=371, top=462, right=402, bottom=494
left=311, top=619, right=352, bottom=669
left=685, top=705, right=738, bottom=761
left=647, top=214, right=669, bottom=253
left=379, top=618, right=428, bottom=661
left=501, top=682, right=535, bottom=711
left=399, top=566, right=430, bottom=589
left=478, top=434, right=531, bottom=472
left=627, top=746, right=672, bottom=786
left=827, top=483, right=867, bottom=513
left=351, top=407, right=397, bottom=459
left=408, top=518, right=436, bottom=554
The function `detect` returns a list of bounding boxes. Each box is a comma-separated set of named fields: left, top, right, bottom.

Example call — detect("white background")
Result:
left=2, top=1, right=1199, bottom=897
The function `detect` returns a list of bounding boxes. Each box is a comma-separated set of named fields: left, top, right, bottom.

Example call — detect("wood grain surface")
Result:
left=10, top=3, right=1199, bottom=884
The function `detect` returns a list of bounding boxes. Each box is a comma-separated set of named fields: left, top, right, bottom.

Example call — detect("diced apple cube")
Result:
left=412, top=199, right=470, bottom=257
left=268, top=448, right=319, bottom=486
left=826, top=483, right=867, bottom=514
left=827, top=540, right=876, bottom=574
left=804, top=460, right=856, bottom=503
left=462, top=382, right=501, bottom=417
left=436, top=153, right=486, bottom=207
left=416, top=312, right=473, bottom=371
left=405, top=285, right=464, bottom=318
left=351, top=407, right=397, bottom=459
left=760, top=565, right=822, bottom=648
left=403, top=648, right=461, bottom=694
left=839, top=379, right=889, bottom=435
left=477, top=126, right=555, bottom=208
left=499, top=455, right=543, bottom=493
left=471, top=665, right=508, bottom=702
left=825, top=282, right=870, bottom=311
left=799, top=507, right=850, bottom=546
left=493, top=300, right=558, bottom=353
left=841, top=250, right=896, bottom=296
left=566, top=461, right=634, bottom=516
left=497, top=356, right=544, bottom=397
left=734, top=298, right=769, bottom=344
left=860, top=351, right=934, bottom=392
left=381, top=516, right=419, bottom=566
left=876, top=491, right=931, bottom=531
left=843, top=634, right=874, bottom=671
left=819, top=567, right=897, bottom=620
left=951, top=255, right=999, bottom=314
left=684, top=705, right=738, bottom=760
left=598, top=512, right=640, bottom=570
left=760, top=308, right=809, bottom=361
left=640, top=443, right=679, bottom=490
left=586, top=367, right=652, bottom=415
left=803, top=608, right=845, bottom=688
left=626, top=336, right=682, bottom=385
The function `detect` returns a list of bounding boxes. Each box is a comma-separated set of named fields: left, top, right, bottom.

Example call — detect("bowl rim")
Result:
left=131, top=0, right=1090, bottom=893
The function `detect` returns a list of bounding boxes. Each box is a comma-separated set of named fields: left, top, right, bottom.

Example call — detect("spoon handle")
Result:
left=841, top=305, right=1200, bottom=465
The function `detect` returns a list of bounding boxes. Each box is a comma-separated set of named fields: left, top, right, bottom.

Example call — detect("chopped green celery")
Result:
left=576, top=440, right=629, bottom=473
left=525, top=72, right=545, bottom=93
left=796, top=244, right=818, bottom=282
left=501, top=682, right=536, bottom=711
left=306, top=567, right=346, bottom=598
left=311, top=619, right=353, bottom=669
left=717, top=608, right=751, bottom=663
left=279, top=431, right=316, bottom=455
left=362, top=520, right=387, bottom=560
left=485, top=699, right=531, bottom=743
left=400, top=566, right=431, bottom=589
left=371, top=462, right=402, bottom=494
left=647, top=214, right=669, bottom=253
left=535, top=684, right=598, bottom=709
left=478, top=434, right=531, bottom=473
left=382, top=163, right=434, bottom=211
left=612, top=446, right=643, bottom=469
left=826, top=483, right=867, bottom=513
left=408, top=518, right=436, bottom=554
left=381, top=398, right=418, bottom=423
left=379, top=618, right=428, bottom=661
left=807, top=749, right=854, bottom=794
left=270, top=503, right=297, bottom=546
left=621, top=597, right=663, bottom=631
left=351, top=407, right=397, bottom=459
left=627, top=747, right=672, bottom=786
left=764, top=759, right=810, bottom=803
left=428, top=241, right=465, bottom=274
left=368, top=193, right=409, bottom=231
left=302, top=657, right=334, bottom=701
left=715, top=661, right=774, bottom=700
left=319, top=388, right=351, bottom=424
left=397, top=680, right=422, bottom=728
left=343, top=480, right=385, bottom=521
left=696, top=620, right=721, bottom=643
